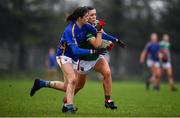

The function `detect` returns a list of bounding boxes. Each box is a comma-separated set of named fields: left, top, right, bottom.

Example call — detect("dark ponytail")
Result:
left=66, top=7, right=88, bottom=22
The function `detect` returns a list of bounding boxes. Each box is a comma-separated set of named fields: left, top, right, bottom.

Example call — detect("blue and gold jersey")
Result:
left=145, top=42, right=160, bottom=61
left=56, top=21, right=97, bottom=62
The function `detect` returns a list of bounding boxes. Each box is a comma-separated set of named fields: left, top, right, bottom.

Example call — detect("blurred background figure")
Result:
left=140, top=33, right=161, bottom=91
left=46, top=48, right=58, bottom=80
left=159, top=34, right=177, bottom=91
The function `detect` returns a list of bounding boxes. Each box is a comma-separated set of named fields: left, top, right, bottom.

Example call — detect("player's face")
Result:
left=88, top=9, right=97, bottom=25
left=163, top=34, right=169, bottom=42
left=150, top=33, right=158, bottom=43
left=80, top=12, right=89, bottom=24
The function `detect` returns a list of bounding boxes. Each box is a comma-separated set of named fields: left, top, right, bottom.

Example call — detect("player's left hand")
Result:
left=92, top=48, right=107, bottom=55
left=97, top=19, right=105, bottom=31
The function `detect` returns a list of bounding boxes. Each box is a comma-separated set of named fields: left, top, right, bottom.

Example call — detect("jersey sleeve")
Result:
left=86, top=33, right=95, bottom=41
left=71, top=43, right=92, bottom=56
left=102, top=32, right=117, bottom=42
left=84, top=23, right=97, bottom=35
left=83, top=23, right=97, bottom=41
left=84, top=23, right=118, bottom=42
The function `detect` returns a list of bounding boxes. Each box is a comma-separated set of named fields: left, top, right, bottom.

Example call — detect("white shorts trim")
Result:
left=78, top=55, right=105, bottom=74
left=146, top=59, right=160, bottom=68
left=162, top=62, right=171, bottom=69
left=56, top=56, right=78, bottom=70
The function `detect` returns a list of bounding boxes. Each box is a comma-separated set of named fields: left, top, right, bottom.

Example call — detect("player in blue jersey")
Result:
left=46, top=48, right=58, bottom=80
left=30, top=6, right=106, bottom=113
left=140, top=33, right=161, bottom=91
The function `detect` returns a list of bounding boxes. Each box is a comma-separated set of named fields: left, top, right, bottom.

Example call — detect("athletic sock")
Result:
left=105, top=95, right=111, bottom=102
left=39, top=80, right=50, bottom=88
left=63, top=97, right=67, bottom=104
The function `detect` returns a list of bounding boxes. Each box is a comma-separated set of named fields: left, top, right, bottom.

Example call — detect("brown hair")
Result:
left=66, top=7, right=88, bottom=22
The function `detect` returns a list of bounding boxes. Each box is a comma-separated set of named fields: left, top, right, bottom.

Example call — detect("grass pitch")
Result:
left=0, top=75, right=180, bottom=117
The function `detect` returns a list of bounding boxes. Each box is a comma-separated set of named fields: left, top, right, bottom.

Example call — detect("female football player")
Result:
left=72, top=6, right=125, bottom=110
left=140, top=33, right=161, bottom=91
left=30, top=6, right=105, bottom=113
left=159, top=34, right=177, bottom=91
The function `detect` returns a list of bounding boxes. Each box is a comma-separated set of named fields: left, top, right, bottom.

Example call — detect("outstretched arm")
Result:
left=71, top=43, right=91, bottom=55
left=140, top=50, right=147, bottom=64
left=71, top=43, right=107, bottom=56
left=85, top=23, right=126, bottom=48
left=102, top=32, right=126, bottom=48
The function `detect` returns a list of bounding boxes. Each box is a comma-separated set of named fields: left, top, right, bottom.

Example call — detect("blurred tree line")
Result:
left=0, top=0, right=180, bottom=77
left=0, top=0, right=75, bottom=70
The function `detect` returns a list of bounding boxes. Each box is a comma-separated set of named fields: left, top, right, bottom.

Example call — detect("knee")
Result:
left=102, top=69, right=111, bottom=78
left=156, top=72, right=161, bottom=79
left=64, top=84, right=67, bottom=92
left=167, top=74, right=173, bottom=79
left=68, top=74, right=77, bottom=85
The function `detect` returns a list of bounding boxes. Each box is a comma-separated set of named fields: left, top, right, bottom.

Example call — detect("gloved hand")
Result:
left=91, top=48, right=107, bottom=55
left=97, top=19, right=105, bottom=31
left=107, top=42, right=115, bottom=51
left=116, top=39, right=126, bottom=48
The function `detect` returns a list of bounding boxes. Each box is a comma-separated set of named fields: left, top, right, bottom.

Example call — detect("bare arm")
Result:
left=158, top=51, right=163, bottom=62
left=140, top=50, right=147, bottom=64
left=88, top=32, right=102, bottom=48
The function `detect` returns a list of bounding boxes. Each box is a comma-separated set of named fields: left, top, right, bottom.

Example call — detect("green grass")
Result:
left=0, top=77, right=180, bottom=117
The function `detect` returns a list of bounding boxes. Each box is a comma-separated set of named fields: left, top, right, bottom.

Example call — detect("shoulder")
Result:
left=159, top=41, right=163, bottom=44
left=82, top=23, right=96, bottom=33
left=66, top=22, right=72, bottom=29
left=146, top=42, right=151, bottom=47
left=64, top=22, right=75, bottom=34
left=144, top=42, right=152, bottom=51
left=83, top=23, right=93, bottom=29
left=159, top=41, right=165, bottom=45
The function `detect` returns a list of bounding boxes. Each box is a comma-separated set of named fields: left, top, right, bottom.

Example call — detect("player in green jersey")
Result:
left=70, top=6, right=125, bottom=110
left=159, top=34, right=177, bottom=91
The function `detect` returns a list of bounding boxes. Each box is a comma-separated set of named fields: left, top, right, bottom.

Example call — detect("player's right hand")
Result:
left=92, top=48, right=107, bottom=55
left=116, top=39, right=126, bottom=48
